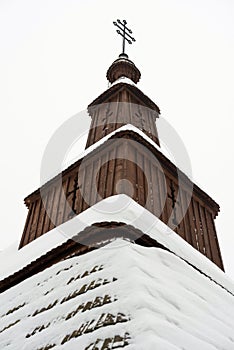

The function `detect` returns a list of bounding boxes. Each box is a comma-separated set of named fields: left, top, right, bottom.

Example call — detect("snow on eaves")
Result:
left=0, top=195, right=233, bottom=296
left=66, top=124, right=165, bottom=171
left=0, top=240, right=234, bottom=350
left=41, top=124, right=173, bottom=187
left=110, top=76, right=137, bottom=87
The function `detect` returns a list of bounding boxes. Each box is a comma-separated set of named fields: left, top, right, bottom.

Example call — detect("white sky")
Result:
left=0, top=0, right=234, bottom=278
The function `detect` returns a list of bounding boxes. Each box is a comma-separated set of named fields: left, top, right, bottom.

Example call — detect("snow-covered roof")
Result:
left=0, top=195, right=233, bottom=293
left=88, top=82, right=160, bottom=113
left=66, top=124, right=163, bottom=173
left=40, top=124, right=164, bottom=188
left=1, top=239, right=234, bottom=350
left=110, top=76, right=137, bottom=87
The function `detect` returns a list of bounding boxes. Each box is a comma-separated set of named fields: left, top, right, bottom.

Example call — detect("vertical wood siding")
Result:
left=20, top=137, right=223, bottom=270
left=86, top=89, right=159, bottom=148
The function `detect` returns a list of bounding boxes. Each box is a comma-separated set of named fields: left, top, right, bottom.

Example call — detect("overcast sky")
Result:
left=0, top=0, right=234, bottom=278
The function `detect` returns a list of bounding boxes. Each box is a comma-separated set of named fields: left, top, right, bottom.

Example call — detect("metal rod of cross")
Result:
left=168, top=181, right=180, bottom=226
left=113, top=19, right=136, bottom=55
left=66, top=173, right=81, bottom=217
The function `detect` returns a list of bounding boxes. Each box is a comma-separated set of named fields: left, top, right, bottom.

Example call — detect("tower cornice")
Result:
left=88, top=82, right=160, bottom=114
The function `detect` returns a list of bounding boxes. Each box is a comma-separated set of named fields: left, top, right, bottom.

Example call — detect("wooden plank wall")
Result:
left=19, top=138, right=223, bottom=270
left=86, top=90, right=159, bottom=148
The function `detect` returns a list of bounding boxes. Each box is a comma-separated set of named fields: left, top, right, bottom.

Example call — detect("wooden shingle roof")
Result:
left=1, top=239, right=234, bottom=349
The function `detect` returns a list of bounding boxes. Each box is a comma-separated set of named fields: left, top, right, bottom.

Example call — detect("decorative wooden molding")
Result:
left=106, top=55, right=141, bottom=84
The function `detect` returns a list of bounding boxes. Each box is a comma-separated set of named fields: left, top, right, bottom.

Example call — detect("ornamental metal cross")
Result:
left=67, top=173, right=81, bottom=218
left=168, top=181, right=176, bottom=209
left=168, top=181, right=179, bottom=226
left=113, top=19, right=136, bottom=55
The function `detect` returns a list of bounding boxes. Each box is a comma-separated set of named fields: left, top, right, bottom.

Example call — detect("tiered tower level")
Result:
left=19, top=53, right=224, bottom=270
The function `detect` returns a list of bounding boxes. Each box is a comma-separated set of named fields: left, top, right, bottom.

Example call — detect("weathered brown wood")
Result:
left=28, top=200, right=40, bottom=243
left=205, top=210, right=224, bottom=269
left=199, top=205, right=212, bottom=260
left=121, top=140, right=128, bottom=195
left=148, top=109, right=160, bottom=146
left=144, top=156, right=153, bottom=212
left=49, top=183, right=60, bottom=230
left=86, top=84, right=160, bottom=148
left=192, top=199, right=206, bottom=254
left=135, top=150, right=145, bottom=206
left=16, top=50, right=224, bottom=270
left=35, top=192, right=47, bottom=238
left=124, top=151, right=136, bottom=198
left=185, top=194, right=198, bottom=251
left=87, top=159, right=96, bottom=207
left=62, top=176, right=73, bottom=221
left=81, top=166, right=90, bottom=212
left=156, top=169, right=166, bottom=224
left=48, top=187, right=56, bottom=232
left=34, top=199, right=43, bottom=240
left=165, top=176, right=174, bottom=230
left=20, top=131, right=223, bottom=270
left=75, top=169, right=85, bottom=215
left=106, top=147, right=118, bottom=198
left=19, top=202, right=34, bottom=248
left=100, top=152, right=111, bottom=198
left=154, top=166, right=163, bottom=217
left=42, top=187, right=54, bottom=234
left=176, top=185, right=186, bottom=241
left=27, top=203, right=36, bottom=241
left=56, top=179, right=68, bottom=226
left=53, top=180, right=64, bottom=227
left=94, top=154, right=103, bottom=201
left=23, top=130, right=220, bottom=217
left=153, top=165, right=163, bottom=219
left=180, top=189, right=192, bottom=245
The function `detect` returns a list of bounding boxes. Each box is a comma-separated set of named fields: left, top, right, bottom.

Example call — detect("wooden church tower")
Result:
left=18, top=20, right=224, bottom=271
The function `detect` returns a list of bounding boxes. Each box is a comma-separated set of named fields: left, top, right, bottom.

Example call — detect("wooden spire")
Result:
left=85, top=56, right=160, bottom=148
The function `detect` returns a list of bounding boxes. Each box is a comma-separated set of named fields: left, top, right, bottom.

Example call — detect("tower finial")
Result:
left=107, top=20, right=140, bottom=84
left=113, top=19, right=136, bottom=57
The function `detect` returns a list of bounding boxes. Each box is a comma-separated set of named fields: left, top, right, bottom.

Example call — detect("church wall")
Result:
left=86, top=89, right=159, bottom=148
left=19, top=134, right=223, bottom=270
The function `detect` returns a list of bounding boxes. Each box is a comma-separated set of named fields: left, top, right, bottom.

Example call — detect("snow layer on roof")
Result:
left=0, top=239, right=234, bottom=350
left=41, top=123, right=165, bottom=188
left=110, top=77, right=137, bottom=87
left=52, top=124, right=174, bottom=185
left=0, top=195, right=233, bottom=295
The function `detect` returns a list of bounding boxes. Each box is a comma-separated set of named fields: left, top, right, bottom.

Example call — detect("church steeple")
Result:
left=19, top=21, right=224, bottom=272
left=85, top=19, right=160, bottom=148
left=85, top=59, right=160, bottom=148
